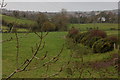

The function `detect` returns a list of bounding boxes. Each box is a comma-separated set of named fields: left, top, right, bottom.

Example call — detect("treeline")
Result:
left=1, top=9, right=118, bottom=32
left=69, top=12, right=118, bottom=24
left=3, top=9, right=118, bottom=24
left=31, top=10, right=69, bottom=32
left=2, top=9, right=69, bottom=32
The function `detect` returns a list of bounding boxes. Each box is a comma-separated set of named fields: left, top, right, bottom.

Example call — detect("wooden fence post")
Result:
left=114, top=43, right=116, bottom=50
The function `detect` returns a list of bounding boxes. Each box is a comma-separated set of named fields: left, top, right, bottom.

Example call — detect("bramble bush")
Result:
left=107, top=36, right=118, bottom=44
left=80, top=35, right=91, bottom=44
left=89, top=29, right=107, bottom=38
left=92, top=38, right=114, bottom=53
left=67, top=29, right=117, bottom=53
left=85, top=36, right=101, bottom=48
left=74, top=32, right=90, bottom=43
left=67, top=27, right=79, bottom=39
left=74, top=30, right=106, bottom=44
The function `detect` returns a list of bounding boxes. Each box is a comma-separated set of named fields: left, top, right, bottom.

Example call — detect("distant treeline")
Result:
left=1, top=9, right=118, bottom=32
left=2, top=9, right=69, bottom=32
left=69, top=12, right=118, bottom=24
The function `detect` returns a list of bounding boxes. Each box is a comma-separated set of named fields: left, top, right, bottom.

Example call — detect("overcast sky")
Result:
left=4, top=0, right=120, bottom=2
left=3, top=2, right=118, bottom=12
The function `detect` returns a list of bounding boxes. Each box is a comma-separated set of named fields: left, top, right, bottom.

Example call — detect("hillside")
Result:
left=1, top=14, right=36, bottom=26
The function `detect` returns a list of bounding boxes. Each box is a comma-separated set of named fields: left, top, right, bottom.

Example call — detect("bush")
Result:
left=89, top=29, right=107, bottom=38
left=92, top=38, right=114, bottom=53
left=41, top=21, right=56, bottom=31
left=106, top=36, right=119, bottom=48
left=67, top=27, right=79, bottom=39
left=110, top=28, right=116, bottom=30
left=107, top=36, right=118, bottom=43
left=74, top=32, right=90, bottom=43
left=85, top=37, right=101, bottom=48
left=80, top=35, right=91, bottom=44
left=74, top=30, right=106, bottom=45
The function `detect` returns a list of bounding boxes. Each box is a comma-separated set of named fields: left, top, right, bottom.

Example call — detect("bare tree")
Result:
left=0, top=0, right=7, bottom=8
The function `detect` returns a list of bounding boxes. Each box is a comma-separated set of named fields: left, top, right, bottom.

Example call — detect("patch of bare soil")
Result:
left=89, top=53, right=119, bottom=70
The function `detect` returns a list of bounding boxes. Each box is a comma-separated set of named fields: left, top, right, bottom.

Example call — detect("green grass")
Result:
left=1, top=26, right=29, bottom=32
left=2, top=32, right=70, bottom=78
left=2, top=30, right=118, bottom=78
left=69, top=23, right=118, bottom=31
left=1, top=14, right=37, bottom=27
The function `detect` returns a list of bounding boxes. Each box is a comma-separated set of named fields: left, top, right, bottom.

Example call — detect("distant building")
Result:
left=98, top=17, right=106, bottom=22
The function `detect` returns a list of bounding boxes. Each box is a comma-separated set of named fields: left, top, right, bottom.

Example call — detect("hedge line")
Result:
left=67, top=28, right=118, bottom=53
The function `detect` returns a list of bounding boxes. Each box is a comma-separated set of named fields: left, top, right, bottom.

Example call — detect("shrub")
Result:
left=110, top=28, right=116, bottom=30
left=74, top=30, right=106, bottom=45
left=80, top=35, right=91, bottom=44
left=41, top=21, right=56, bottom=31
left=92, top=38, right=114, bottom=53
left=85, top=36, right=101, bottom=48
left=106, top=36, right=119, bottom=48
left=107, top=36, right=118, bottom=43
left=89, top=29, right=107, bottom=38
left=67, top=27, right=79, bottom=39
left=74, top=32, right=90, bottom=43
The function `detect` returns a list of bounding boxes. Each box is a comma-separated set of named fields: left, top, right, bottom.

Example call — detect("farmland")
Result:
left=1, top=14, right=119, bottom=32
left=2, top=30, right=119, bottom=78
left=1, top=13, right=119, bottom=78
left=1, top=1, right=120, bottom=79
left=1, top=14, right=36, bottom=26
left=69, top=23, right=118, bottom=31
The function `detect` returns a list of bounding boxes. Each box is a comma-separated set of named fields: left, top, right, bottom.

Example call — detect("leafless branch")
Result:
left=15, top=33, right=19, bottom=69
left=6, top=32, right=66, bottom=79
left=6, top=32, right=45, bottom=80
left=0, top=0, right=7, bottom=8
left=25, top=44, right=64, bottom=71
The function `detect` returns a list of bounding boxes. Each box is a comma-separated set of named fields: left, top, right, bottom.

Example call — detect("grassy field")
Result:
left=1, top=14, right=36, bottom=27
left=2, top=30, right=119, bottom=78
left=1, top=13, right=119, bottom=78
left=1, top=26, right=29, bottom=32
left=1, top=14, right=118, bottom=29
left=69, top=23, right=118, bottom=31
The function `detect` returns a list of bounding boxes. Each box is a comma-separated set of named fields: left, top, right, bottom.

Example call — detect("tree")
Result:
left=52, top=9, right=69, bottom=31
left=35, top=12, right=48, bottom=31
left=69, top=15, right=78, bottom=23
left=79, top=16, right=87, bottom=24
left=13, top=11, right=19, bottom=18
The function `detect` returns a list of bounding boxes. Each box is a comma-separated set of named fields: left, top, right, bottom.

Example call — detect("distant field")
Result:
left=69, top=23, right=118, bottom=31
left=1, top=26, right=29, bottom=32
left=1, top=14, right=36, bottom=27
left=1, top=15, right=118, bottom=31
left=2, top=31, right=118, bottom=78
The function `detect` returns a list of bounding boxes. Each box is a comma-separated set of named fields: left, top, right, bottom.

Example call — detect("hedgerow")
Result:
left=66, top=28, right=118, bottom=53
left=67, top=27, right=79, bottom=39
